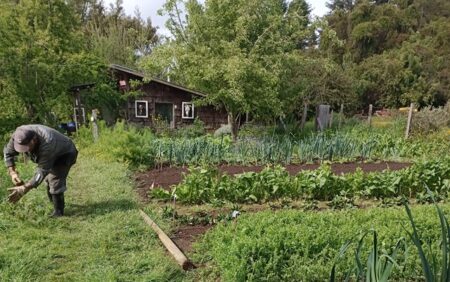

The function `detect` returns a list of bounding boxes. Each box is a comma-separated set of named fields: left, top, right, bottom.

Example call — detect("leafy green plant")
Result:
left=170, top=157, right=450, bottom=204
left=301, top=198, right=319, bottom=211
left=175, top=118, right=206, bottom=138
left=328, top=193, right=357, bottom=210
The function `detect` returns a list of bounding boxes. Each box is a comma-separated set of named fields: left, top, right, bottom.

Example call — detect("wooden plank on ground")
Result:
left=139, top=209, right=196, bottom=270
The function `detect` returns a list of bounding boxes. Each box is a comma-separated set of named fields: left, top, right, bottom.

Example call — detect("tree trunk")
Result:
left=229, top=112, right=240, bottom=142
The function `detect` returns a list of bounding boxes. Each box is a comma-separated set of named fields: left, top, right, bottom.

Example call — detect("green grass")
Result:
left=0, top=153, right=185, bottom=281
left=192, top=205, right=449, bottom=281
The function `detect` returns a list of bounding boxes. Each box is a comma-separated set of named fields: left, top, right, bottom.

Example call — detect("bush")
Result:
left=75, top=121, right=156, bottom=169
left=175, top=118, right=205, bottom=138
left=412, top=105, right=450, bottom=135
left=214, top=124, right=231, bottom=137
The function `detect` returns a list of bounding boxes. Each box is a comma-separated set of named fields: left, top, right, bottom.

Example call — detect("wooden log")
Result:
left=139, top=210, right=195, bottom=271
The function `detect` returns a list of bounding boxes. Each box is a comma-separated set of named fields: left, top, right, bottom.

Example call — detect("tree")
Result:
left=326, top=0, right=356, bottom=12
left=0, top=0, right=84, bottom=124
left=141, top=0, right=312, bottom=140
left=0, top=0, right=123, bottom=131
left=79, top=0, right=159, bottom=67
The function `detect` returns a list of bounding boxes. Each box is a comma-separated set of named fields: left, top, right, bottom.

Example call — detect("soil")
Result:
left=171, top=224, right=213, bottom=254
left=134, top=161, right=411, bottom=255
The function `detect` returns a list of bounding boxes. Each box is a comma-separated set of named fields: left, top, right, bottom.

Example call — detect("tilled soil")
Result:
left=171, top=225, right=213, bottom=254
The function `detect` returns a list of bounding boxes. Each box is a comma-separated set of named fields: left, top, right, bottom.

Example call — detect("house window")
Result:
left=135, top=100, right=148, bottom=118
left=182, top=102, right=194, bottom=119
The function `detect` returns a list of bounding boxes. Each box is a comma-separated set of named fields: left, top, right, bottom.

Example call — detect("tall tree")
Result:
left=141, top=0, right=312, bottom=140
left=79, top=0, right=159, bottom=67
left=0, top=0, right=84, bottom=124
left=0, top=0, right=122, bottom=129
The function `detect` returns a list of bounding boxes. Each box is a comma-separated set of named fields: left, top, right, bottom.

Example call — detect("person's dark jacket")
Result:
left=3, top=125, right=78, bottom=188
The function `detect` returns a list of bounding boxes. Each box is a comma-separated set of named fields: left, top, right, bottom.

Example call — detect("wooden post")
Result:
left=91, top=109, right=98, bottom=142
left=368, top=104, right=373, bottom=127
left=405, top=103, right=414, bottom=139
left=316, top=104, right=331, bottom=131
left=329, top=110, right=334, bottom=128
left=338, top=104, right=344, bottom=129
left=300, top=103, right=308, bottom=129
left=139, top=210, right=195, bottom=270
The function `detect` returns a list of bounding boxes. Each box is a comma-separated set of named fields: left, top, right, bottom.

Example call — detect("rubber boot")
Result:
left=51, top=194, right=65, bottom=217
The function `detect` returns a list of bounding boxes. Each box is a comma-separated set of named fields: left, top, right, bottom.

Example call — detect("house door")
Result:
left=155, top=103, right=173, bottom=127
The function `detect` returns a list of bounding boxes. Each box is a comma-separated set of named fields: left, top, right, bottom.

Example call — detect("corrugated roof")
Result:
left=110, top=64, right=206, bottom=97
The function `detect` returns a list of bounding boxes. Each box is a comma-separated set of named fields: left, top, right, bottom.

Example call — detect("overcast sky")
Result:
left=104, top=0, right=329, bottom=35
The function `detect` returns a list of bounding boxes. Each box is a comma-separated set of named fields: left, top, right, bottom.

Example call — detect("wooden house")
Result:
left=110, top=64, right=228, bottom=130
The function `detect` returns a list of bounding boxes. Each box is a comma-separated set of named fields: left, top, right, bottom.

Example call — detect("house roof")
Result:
left=110, top=64, right=207, bottom=97
left=69, top=83, right=95, bottom=92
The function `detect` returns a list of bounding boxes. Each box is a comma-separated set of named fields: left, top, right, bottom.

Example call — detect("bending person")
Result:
left=3, top=124, right=78, bottom=217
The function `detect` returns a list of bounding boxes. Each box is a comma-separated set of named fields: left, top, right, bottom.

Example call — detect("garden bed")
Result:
left=134, top=161, right=411, bottom=202
left=135, top=161, right=427, bottom=254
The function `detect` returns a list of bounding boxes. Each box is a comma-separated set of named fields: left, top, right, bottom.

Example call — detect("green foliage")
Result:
left=404, top=193, right=450, bottom=282
left=194, top=205, right=445, bottom=281
left=326, top=0, right=450, bottom=109
left=0, top=0, right=128, bottom=133
left=75, top=121, right=156, bottom=169
left=330, top=230, right=407, bottom=281
left=412, top=104, right=450, bottom=135
left=0, top=0, right=83, bottom=125
left=174, top=118, right=206, bottom=138
left=164, top=157, right=450, bottom=204
left=77, top=0, right=158, bottom=67
left=141, top=0, right=314, bottom=139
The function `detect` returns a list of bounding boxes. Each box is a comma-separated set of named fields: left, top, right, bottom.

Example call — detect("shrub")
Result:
left=214, top=124, right=231, bottom=137
left=412, top=105, right=450, bottom=135
left=175, top=118, right=205, bottom=138
left=75, top=121, right=156, bottom=169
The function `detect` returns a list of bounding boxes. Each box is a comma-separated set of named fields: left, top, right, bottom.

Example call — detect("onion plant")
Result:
left=404, top=185, right=450, bottom=282
left=330, top=230, right=406, bottom=282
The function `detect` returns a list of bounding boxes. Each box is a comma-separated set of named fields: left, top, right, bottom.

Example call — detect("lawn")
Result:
left=0, top=153, right=184, bottom=281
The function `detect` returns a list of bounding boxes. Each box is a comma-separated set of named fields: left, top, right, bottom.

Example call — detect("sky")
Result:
left=104, top=0, right=329, bottom=35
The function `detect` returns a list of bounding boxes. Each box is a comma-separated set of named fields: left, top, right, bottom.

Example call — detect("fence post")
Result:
left=300, top=103, right=308, bottom=129
left=338, top=104, right=344, bottom=129
left=91, top=109, right=99, bottom=142
left=405, top=103, right=414, bottom=139
left=329, top=109, right=334, bottom=128
left=368, top=104, right=373, bottom=127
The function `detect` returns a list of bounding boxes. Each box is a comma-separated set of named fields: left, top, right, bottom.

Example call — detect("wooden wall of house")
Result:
left=124, top=80, right=228, bottom=130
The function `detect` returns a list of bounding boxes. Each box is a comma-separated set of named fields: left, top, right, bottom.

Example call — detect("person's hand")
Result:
left=9, top=172, right=24, bottom=186
left=7, top=185, right=31, bottom=204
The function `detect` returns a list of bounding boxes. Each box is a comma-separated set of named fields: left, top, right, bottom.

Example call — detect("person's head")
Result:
left=13, top=127, right=38, bottom=153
